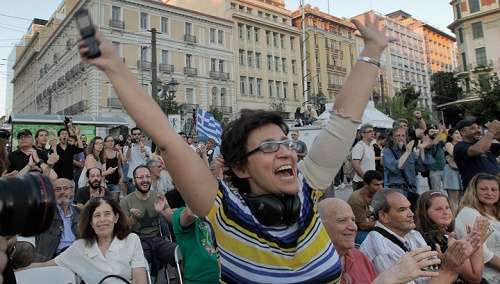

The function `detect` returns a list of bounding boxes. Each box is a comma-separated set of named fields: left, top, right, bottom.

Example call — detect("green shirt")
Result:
left=120, top=192, right=161, bottom=237
left=426, top=142, right=446, bottom=171
left=172, top=207, right=220, bottom=284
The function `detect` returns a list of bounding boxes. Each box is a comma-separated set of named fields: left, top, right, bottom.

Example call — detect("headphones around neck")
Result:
left=243, top=193, right=301, bottom=226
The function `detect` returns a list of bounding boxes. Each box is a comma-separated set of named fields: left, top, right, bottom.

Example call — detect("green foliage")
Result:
left=209, top=106, right=224, bottom=122
left=397, top=83, right=421, bottom=107
left=389, top=83, right=433, bottom=125
left=469, top=75, right=500, bottom=122
left=430, top=71, right=464, bottom=126
left=163, top=94, right=180, bottom=115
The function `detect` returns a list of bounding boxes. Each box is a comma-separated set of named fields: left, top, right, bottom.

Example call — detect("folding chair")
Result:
left=174, top=246, right=184, bottom=284
left=15, top=266, right=76, bottom=284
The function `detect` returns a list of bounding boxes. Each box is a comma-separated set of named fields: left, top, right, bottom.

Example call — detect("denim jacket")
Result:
left=382, top=145, right=425, bottom=191
left=34, top=206, right=79, bottom=262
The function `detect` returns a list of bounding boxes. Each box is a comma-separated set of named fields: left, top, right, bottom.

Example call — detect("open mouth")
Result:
left=274, top=164, right=295, bottom=179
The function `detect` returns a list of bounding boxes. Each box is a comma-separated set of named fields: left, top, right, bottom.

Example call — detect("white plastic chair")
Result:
left=174, top=246, right=183, bottom=284
left=15, top=266, right=76, bottom=284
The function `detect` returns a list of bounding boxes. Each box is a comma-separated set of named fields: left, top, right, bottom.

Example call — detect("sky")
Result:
left=0, top=0, right=455, bottom=117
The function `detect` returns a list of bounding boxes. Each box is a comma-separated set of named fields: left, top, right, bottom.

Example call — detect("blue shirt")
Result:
left=383, top=145, right=425, bottom=191
left=453, top=141, right=500, bottom=188
left=57, top=205, right=76, bottom=252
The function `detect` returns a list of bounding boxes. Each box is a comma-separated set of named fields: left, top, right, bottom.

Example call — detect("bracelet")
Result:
left=357, top=56, right=381, bottom=68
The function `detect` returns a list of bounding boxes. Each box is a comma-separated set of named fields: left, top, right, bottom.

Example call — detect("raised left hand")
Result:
left=154, top=194, right=168, bottom=213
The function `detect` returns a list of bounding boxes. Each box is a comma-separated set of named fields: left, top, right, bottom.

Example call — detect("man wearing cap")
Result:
left=453, top=118, right=500, bottom=188
left=351, top=123, right=376, bottom=190
left=7, top=129, right=58, bottom=178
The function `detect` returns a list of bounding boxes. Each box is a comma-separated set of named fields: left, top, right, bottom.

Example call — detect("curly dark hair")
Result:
left=78, top=197, right=131, bottom=246
left=415, top=190, right=455, bottom=250
left=221, top=109, right=288, bottom=194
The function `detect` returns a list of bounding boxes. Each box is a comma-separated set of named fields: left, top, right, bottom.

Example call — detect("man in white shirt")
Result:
left=351, top=123, right=376, bottom=190
left=124, top=127, right=152, bottom=192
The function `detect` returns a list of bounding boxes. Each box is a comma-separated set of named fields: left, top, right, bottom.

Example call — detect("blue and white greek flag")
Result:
left=196, top=108, right=222, bottom=145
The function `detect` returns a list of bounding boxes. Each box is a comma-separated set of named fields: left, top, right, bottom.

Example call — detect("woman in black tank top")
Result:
left=103, top=135, right=124, bottom=200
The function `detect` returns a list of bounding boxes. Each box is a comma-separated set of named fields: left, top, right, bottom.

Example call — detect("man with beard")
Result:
left=34, top=178, right=79, bottom=261
left=382, top=127, right=427, bottom=210
left=74, top=167, right=107, bottom=209
left=454, top=118, right=500, bottom=188
left=120, top=165, right=176, bottom=274
left=52, top=128, right=84, bottom=180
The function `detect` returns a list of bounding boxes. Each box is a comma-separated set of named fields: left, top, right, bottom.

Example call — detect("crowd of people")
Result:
left=0, top=13, right=498, bottom=284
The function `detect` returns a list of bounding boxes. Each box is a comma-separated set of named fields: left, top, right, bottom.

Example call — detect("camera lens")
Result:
left=0, top=173, right=55, bottom=236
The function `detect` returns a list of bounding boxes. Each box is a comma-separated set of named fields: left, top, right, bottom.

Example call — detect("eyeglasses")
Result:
left=243, top=139, right=300, bottom=159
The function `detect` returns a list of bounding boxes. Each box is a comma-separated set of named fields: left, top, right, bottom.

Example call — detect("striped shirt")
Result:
left=207, top=176, right=341, bottom=283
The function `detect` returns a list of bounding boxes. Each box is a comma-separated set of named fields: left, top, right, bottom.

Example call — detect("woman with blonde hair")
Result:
left=455, top=173, right=500, bottom=283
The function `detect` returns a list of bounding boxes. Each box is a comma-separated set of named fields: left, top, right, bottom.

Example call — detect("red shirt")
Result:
left=340, top=248, right=378, bottom=284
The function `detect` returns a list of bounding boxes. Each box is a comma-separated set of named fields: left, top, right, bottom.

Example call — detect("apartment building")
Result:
left=387, top=10, right=457, bottom=74
left=12, top=0, right=235, bottom=125
left=448, top=0, right=500, bottom=93
left=291, top=5, right=356, bottom=103
left=166, top=0, right=303, bottom=117
left=353, top=11, right=432, bottom=109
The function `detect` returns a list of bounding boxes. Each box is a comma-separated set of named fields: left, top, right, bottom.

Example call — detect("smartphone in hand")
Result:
left=75, top=9, right=101, bottom=59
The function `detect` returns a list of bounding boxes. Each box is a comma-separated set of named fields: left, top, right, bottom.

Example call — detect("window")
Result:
left=468, top=0, right=480, bottom=13
left=210, top=28, right=216, bottom=43
left=161, top=17, right=168, bottom=33
left=247, top=25, right=252, bottom=41
left=471, top=22, right=483, bottom=39
left=266, top=31, right=271, bottom=45
left=293, top=84, right=298, bottom=100
left=219, top=59, right=224, bottom=72
left=272, top=15, right=278, bottom=22
left=212, top=87, right=218, bottom=106
left=161, top=50, right=168, bottom=64
left=256, top=53, right=261, bottom=69
left=275, top=56, right=280, bottom=72
left=240, top=76, right=247, bottom=95
left=249, top=77, right=255, bottom=96
left=458, top=28, right=464, bottom=43
left=475, top=47, right=487, bottom=66
left=185, top=22, right=192, bottom=35
left=140, top=46, right=149, bottom=62
left=185, top=54, right=192, bottom=68
left=112, top=6, right=121, bottom=21
left=267, top=55, right=272, bottom=70
left=276, top=81, right=282, bottom=98
left=218, top=30, right=224, bottom=44
left=140, top=12, right=148, bottom=30
left=258, top=11, right=263, bottom=17
left=247, top=51, right=254, bottom=67
left=273, top=33, right=278, bottom=47
left=268, top=80, right=274, bottom=97
left=221, top=88, right=226, bottom=106
left=257, top=79, right=262, bottom=96
left=290, top=37, right=295, bottom=50
left=112, top=41, right=121, bottom=55
left=280, top=34, right=285, bottom=49
left=283, top=82, right=288, bottom=99
left=239, top=24, right=244, bottom=39
left=292, top=60, right=297, bottom=74
left=254, top=28, right=259, bottom=42
left=211, top=58, right=217, bottom=71
left=186, top=88, right=194, bottom=104
left=282, top=58, right=287, bottom=73
left=239, top=50, right=245, bottom=66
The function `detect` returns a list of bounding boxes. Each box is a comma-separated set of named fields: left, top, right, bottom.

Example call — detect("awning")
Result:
left=318, top=101, right=394, bottom=129
left=436, top=96, right=481, bottom=108
left=8, top=113, right=129, bottom=126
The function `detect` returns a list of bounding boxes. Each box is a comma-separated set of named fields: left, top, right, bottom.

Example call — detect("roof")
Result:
left=291, top=6, right=356, bottom=30
left=8, top=113, right=129, bottom=126
left=386, top=10, right=412, bottom=19
left=436, top=96, right=481, bottom=108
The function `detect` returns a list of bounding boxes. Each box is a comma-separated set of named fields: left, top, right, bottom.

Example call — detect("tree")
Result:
left=469, top=74, right=500, bottom=122
left=397, top=83, right=421, bottom=107
left=162, top=93, right=180, bottom=115
left=209, top=106, right=224, bottom=123
left=430, top=71, right=464, bottom=126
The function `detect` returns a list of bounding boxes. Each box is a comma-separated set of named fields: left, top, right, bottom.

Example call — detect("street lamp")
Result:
left=165, top=77, right=179, bottom=97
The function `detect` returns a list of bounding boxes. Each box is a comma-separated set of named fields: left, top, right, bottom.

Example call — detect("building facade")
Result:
left=353, top=11, right=432, bottom=109
left=448, top=0, right=500, bottom=94
left=12, top=0, right=235, bottom=128
left=166, top=0, right=303, bottom=117
left=291, top=5, right=357, bottom=103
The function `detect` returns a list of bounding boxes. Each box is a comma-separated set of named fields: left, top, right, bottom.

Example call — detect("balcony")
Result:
left=56, top=100, right=87, bottom=115
left=184, top=34, right=197, bottom=44
left=107, top=98, right=122, bottom=109
left=209, top=71, right=230, bottom=80
left=181, top=103, right=199, bottom=113
left=328, top=84, right=342, bottom=90
left=327, top=64, right=347, bottom=73
left=471, top=60, right=494, bottom=73
left=184, top=67, right=198, bottom=76
left=159, top=64, right=174, bottom=74
left=109, top=19, right=125, bottom=30
left=137, top=60, right=151, bottom=70
left=213, top=105, right=233, bottom=114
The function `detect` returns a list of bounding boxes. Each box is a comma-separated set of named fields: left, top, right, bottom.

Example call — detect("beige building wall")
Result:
left=449, top=0, right=500, bottom=94
left=12, top=0, right=235, bottom=129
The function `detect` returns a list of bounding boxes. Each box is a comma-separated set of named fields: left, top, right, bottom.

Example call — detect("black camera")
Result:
left=75, top=9, right=101, bottom=59
left=0, top=173, right=55, bottom=236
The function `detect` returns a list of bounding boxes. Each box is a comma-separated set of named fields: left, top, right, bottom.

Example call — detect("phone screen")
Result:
left=76, top=14, right=91, bottom=29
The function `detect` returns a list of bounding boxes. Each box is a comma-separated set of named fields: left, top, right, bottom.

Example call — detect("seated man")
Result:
left=361, top=188, right=468, bottom=284
left=347, top=170, right=383, bottom=244
left=74, top=167, right=108, bottom=209
left=120, top=165, right=176, bottom=274
left=319, top=198, right=378, bottom=283
left=34, top=178, right=79, bottom=261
